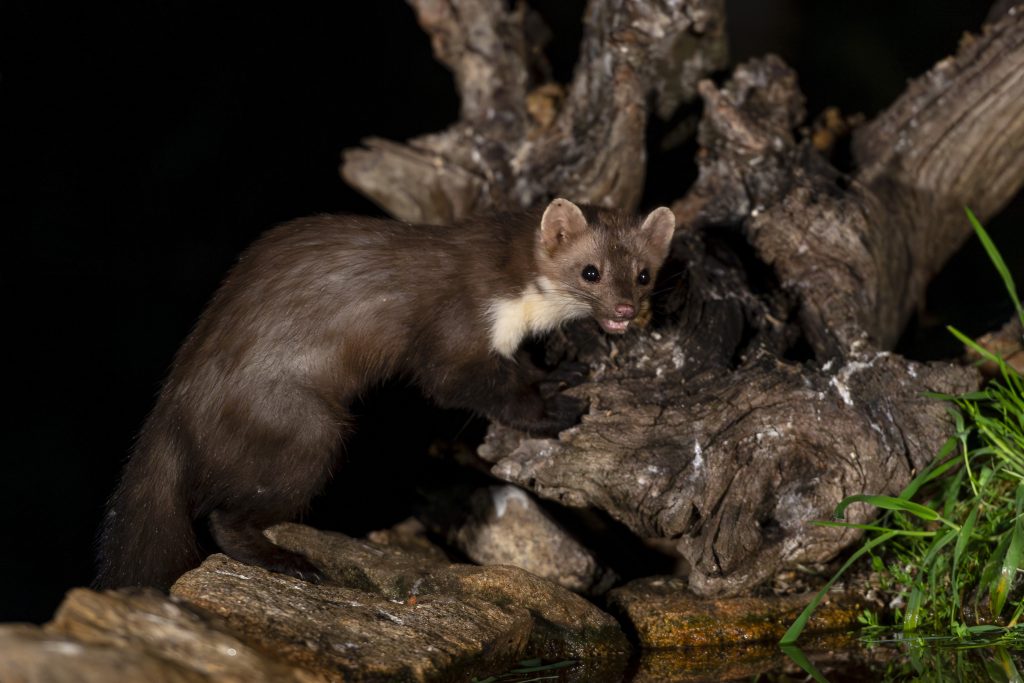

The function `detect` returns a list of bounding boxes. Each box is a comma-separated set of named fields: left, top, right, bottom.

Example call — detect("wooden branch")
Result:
left=340, top=0, right=728, bottom=223
left=411, top=0, right=531, bottom=130
left=681, top=8, right=1024, bottom=356
left=851, top=9, right=1024, bottom=340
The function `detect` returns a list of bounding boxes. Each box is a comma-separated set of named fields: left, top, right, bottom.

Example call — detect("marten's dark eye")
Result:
left=637, top=269, right=650, bottom=285
left=581, top=264, right=601, bottom=283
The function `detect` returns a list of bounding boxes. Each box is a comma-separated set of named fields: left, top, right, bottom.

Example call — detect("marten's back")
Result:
left=164, top=214, right=529, bottom=407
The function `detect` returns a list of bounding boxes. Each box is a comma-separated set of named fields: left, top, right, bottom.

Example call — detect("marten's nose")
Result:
left=614, top=304, right=636, bottom=319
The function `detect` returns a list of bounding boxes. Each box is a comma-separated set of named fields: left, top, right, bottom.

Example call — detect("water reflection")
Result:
left=475, top=634, right=1024, bottom=682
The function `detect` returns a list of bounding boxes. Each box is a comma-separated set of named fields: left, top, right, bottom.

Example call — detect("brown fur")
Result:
left=96, top=199, right=675, bottom=589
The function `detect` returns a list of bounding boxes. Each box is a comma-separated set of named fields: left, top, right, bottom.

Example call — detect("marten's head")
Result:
left=486, top=198, right=676, bottom=358
left=536, top=198, right=676, bottom=335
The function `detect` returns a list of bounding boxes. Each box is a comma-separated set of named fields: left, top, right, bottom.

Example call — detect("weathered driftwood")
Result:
left=341, top=2, right=1024, bottom=596
left=678, top=10, right=1024, bottom=356
left=341, top=0, right=727, bottom=223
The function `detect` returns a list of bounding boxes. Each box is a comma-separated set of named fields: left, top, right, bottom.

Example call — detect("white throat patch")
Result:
left=486, top=277, right=589, bottom=358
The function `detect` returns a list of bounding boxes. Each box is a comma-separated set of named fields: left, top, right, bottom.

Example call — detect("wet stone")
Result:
left=607, top=575, right=863, bottom=648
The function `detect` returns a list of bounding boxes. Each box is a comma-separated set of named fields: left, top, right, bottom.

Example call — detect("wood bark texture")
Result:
left=341, top=2, right=1024, bottom=596
left=341, top=0, right=727, bottom=223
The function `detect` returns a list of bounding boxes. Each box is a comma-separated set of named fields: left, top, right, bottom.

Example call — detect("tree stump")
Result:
left=340, top=1, right=1024, bottom=596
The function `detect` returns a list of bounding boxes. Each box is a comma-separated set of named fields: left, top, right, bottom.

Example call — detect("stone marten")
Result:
left=96, top=198, right=676, bottom=589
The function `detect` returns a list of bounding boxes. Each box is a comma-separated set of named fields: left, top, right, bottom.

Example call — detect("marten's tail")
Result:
left=95, top=414, right=201, bottom=590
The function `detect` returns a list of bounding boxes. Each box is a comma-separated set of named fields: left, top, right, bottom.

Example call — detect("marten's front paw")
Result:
left=496, top=391, right=587, bottom=437
left=540, top=361, right=590, bottom=395
left=535, top=393, right=587, bottom=435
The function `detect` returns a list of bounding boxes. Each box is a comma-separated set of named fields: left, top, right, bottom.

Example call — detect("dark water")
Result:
left=477, top=635, right=1024, bottom=682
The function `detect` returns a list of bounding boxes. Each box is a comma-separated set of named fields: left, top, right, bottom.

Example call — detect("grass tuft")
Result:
left=782, top=208, right=1024, bottom=650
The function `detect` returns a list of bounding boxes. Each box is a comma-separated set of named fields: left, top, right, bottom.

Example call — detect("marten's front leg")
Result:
left=418, top=353, right=587, bottom=437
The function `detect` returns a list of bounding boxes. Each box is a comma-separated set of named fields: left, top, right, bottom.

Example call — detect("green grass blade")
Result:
left=833, top=494, right=941, bottom=522
left=781, top=530, right=899, bottom=644
left=949, top=325, right=1004, bottom=366
left=507, top=660, right=575, bottom=673
left=904, top=584, right=924, bottom=633
left=1009, top=598, right=1023, bottom=628
left=922, top=528, right=959, bottom=567
left=992, top=646, right=1023, bottom=683
left=944, top=466, right=969, bottom=518
left=812, top=520, right=935, bottom=536
left=779, top=645, right=831, bottom=683
left=964, top=206, right=1023, bottom=326
left=907, top=529, right=959, bottom=633
left=952, top=506, right=979, bottom=618
left=992, top=487, right=1024, bottom=617
left=957, top=391, right=997, bottom=401
left=979, top=532, right=1013, bottom=616
left=901, top=446, right=961, bottom=501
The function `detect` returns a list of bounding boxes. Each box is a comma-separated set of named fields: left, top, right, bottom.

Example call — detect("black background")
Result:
left=3, top=0, right=1020, bottom=623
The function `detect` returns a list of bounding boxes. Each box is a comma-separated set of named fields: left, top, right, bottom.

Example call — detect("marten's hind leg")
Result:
left=209, top=508, right=324, bottom=582
left=203, top=391, right=346, bottom=583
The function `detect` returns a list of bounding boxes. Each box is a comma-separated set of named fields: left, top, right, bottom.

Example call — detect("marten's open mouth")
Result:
left=599, top=318, right=631, bottom=334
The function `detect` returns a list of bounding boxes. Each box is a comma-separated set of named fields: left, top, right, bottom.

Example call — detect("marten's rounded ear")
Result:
left=639, top=206, right=676, bottom=263
left=540, top=198, right=587, bottom=253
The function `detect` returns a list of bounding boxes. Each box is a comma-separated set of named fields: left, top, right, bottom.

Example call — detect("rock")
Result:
left=364, top=517, right=451, bottom=564
left=3, top=528, right=869, bottom=683
left=0, top=623, right=208, bottom=683
left=7, top=524, right=628, bottom=682
left=429, top=564, right=628, bottom=659
left=172, top=553, right=530, bottom=682
left=168, top=524, right=629, bottom=679
left=265, top=522, right=447, bottom=600
left=46, top=588, right=322, bottom=682
left=607, top=576, right=863, bottom=648
left=268, top=523, right=628, bottom=657
left=444, top=485, right=617, bottom=594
